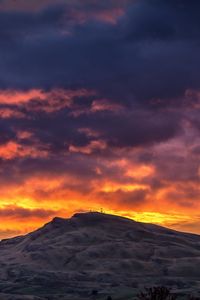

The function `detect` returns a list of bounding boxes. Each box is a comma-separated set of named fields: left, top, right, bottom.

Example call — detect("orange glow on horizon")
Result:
left=100, top=183, right=149, bottom=193
left=0, top=162, right=199, bottom=238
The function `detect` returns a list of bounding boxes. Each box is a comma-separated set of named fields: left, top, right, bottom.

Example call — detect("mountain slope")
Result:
left=0, top=212, right=200, bottom=299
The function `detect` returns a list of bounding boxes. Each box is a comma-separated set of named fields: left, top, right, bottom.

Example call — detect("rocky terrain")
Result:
left=0, top=212, right=200, bottom=299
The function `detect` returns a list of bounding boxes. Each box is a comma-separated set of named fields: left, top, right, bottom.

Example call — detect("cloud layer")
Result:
left=0, top=0, right=199, bottom=237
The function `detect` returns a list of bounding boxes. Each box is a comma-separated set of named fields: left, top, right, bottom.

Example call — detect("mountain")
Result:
left=0, top=212, right=200, bottom=299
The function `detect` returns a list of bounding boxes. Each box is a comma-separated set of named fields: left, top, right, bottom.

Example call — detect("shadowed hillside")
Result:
left=0, top=212, right=200, bottom=299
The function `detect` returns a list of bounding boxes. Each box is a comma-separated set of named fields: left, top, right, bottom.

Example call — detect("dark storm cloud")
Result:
left=0, top=0, right=199, bottom=103
left=0, top=119, right=15, bottom=144
left=0, top=97, right=181, bottom=153
left=0, top=205, right=58, bottom=219
left=79, top=109, right=181, bottom=148
left=0, top=5, right=64, bottom=38
left=0, top=0, right=130, bottom=12
left=99, top=189, right=148, bottom=209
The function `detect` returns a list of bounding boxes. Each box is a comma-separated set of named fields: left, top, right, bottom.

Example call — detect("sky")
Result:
left=0, top=0, right=200, bottom=238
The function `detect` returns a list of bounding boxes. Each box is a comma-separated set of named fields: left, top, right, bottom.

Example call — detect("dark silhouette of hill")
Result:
left=0, top=212, right=200, bottom=299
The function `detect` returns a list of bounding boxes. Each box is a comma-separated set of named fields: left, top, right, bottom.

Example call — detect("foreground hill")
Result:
left=0, top=212, right=200, bottom=299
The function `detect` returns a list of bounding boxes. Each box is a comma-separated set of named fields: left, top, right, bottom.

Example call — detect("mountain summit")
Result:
left=0, top=212, right=200, bottom=299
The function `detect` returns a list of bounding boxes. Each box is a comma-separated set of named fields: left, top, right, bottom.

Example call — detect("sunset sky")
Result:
left=0, top=0, right=200, bottom=238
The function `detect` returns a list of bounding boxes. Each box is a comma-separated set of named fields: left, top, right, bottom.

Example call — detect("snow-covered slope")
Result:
left=0, top=212, right=200, bottom=299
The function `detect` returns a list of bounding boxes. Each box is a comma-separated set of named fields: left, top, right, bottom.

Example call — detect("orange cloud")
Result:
left=91, top=99, right=124, bottom=112
left=0, top=89, right=46, bottom=104
left=126, top=165, right=155, bottom=179
left=0, top=141, right=48, bottom=160
left=0, top=88, right=94, bottom=111
left=69, top=140, right=107, bottom=154
left=0, top=108, right=25, bottom=119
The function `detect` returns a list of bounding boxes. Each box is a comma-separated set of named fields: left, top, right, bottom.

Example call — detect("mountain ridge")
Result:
left=0, top=212, right=200, bottom=299
left=3, top=211, right=199, bottom=243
